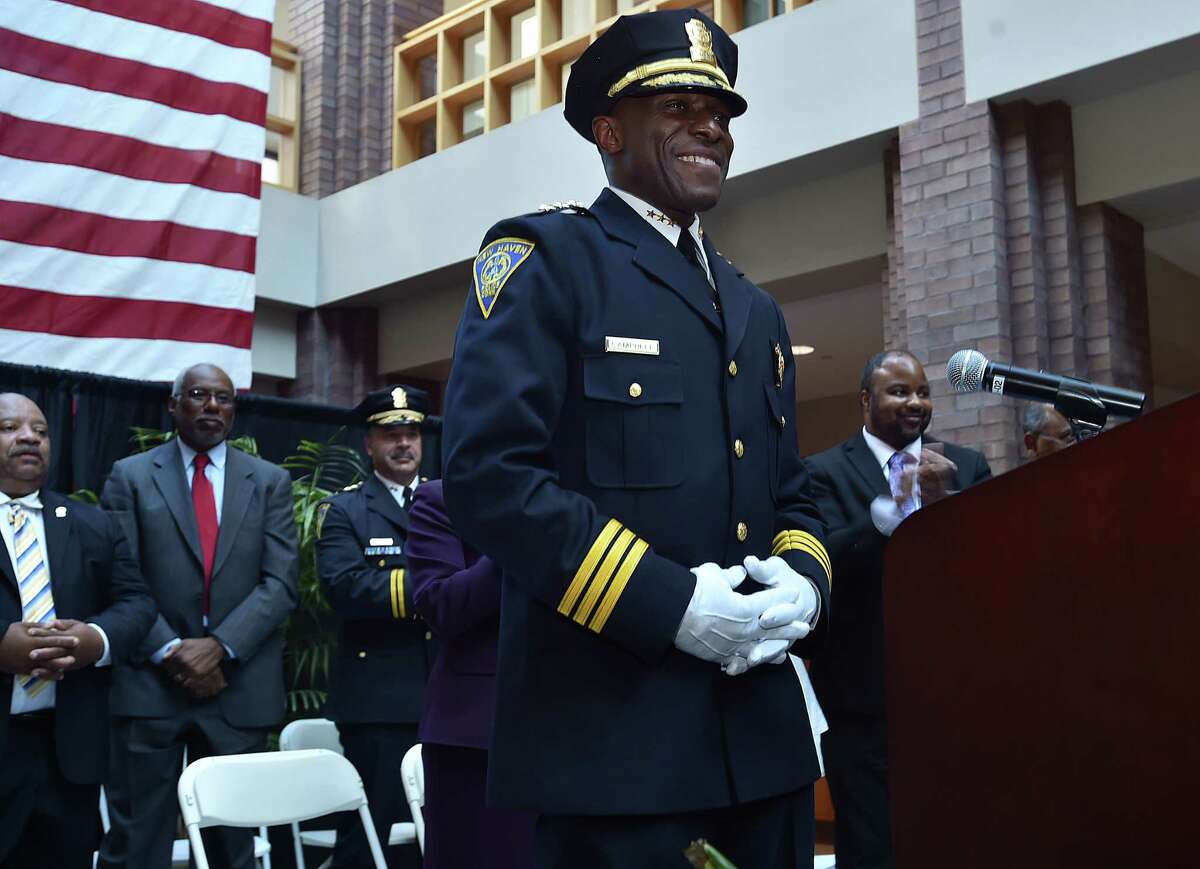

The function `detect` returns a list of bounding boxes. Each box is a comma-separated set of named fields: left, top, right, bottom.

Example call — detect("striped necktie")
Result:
left=10, top=502, right=55, bottom=697
left=887, top=451, right=920, bottom=517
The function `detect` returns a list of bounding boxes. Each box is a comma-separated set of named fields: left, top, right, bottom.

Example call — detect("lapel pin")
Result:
left=55, top=505, right=67, bottom=518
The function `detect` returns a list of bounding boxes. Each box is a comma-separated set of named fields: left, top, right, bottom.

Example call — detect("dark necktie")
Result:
left=401, top=486, right=412, bottom=510
left=192, top=453, right=219, bottom=615
left=676, top=228, right=708, bottom=281
left=677, top=229, right=720, bottom=312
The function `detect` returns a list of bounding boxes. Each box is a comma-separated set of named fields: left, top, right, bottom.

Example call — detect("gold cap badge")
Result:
left=685, top=18, right=716, bottom=65
left=391, top=387, right=408, bottom=409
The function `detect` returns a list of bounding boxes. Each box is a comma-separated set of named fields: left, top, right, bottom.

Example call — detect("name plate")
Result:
left=604, top=336, right=660, bottom=356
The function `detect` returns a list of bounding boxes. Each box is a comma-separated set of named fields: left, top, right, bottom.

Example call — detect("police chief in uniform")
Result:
left=316, top=386, right=434, bottom=869
left=441, top=11, right=833, bottom=867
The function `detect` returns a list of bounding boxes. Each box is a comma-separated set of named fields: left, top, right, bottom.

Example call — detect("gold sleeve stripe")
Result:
left=558, top=518, right=622, bottom=617
left=772, top=531, right=832, bottom=583
left=397, top=569, right=407, bottom=619
left=389, top=569, right=401, bottom=619
left=772, top=532, right=832, bottom=580
left=589, top=538, right=649, bottom=633
left=573, top=529, right=636, bottom=626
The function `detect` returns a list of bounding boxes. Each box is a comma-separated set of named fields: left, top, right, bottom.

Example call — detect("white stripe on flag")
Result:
left=0, top=329, right=253, bottom=390
left=0, top=240, right=255, bottom=311
left=3, top=1, right=271, bottom=91
left=0, top=71, right=265, bottom=163
left=0, top=156, right=261, bottom=237
left=197, top=0, right=277, bottom=23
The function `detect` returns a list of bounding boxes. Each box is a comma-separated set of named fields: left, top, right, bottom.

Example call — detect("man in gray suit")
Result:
left=97, top=363, right=299, bottom=869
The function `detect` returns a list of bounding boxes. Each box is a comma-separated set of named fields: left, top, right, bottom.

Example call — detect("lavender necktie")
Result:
left=887, top=451, right=919, bottom=517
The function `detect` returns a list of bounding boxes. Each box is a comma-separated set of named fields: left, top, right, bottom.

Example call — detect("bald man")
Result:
left=97, top=365, right=298, bottom=869
left=0, top=394, right=153, bottom=868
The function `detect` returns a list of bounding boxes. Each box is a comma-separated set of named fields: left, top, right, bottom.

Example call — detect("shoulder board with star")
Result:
left=534, top=200, right=592, bottom=217
left=341, top=481, right=363, bottom=491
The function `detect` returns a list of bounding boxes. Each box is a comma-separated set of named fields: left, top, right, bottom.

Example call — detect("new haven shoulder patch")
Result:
left=474, top=237, right=535, bottom=319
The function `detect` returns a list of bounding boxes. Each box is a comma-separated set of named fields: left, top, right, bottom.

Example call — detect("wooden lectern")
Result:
left=884, top=393, right=1200, bottom=867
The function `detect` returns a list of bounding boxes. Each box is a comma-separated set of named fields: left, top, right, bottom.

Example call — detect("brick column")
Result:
left=892, top=0, right=1019, bottom=471
left=291, top=308, right=381, bottom=405
left=886, top=1, right=1155, bottom=473
left=291, top=0, right=441, bottom=197
left=1078, top=204, right=1154, bottom=393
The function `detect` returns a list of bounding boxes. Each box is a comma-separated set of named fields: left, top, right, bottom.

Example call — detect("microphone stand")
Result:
left=1053, top=377, right=1108, bottom=441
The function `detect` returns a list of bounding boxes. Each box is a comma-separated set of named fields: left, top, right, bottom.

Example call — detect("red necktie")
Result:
left=191, top=453, right=219, bottom=615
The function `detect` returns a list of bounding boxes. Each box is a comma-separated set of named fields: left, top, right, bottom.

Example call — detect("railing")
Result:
left=392, top=0, right=811, bottom=166
left=265, top=37, right=301, bottom=191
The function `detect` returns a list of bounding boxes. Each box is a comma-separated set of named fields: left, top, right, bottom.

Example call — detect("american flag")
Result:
left=0, top=0, right=275, bottom=388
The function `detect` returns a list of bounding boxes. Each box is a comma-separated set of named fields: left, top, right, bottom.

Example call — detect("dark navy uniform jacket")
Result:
left=442, top=188, right=833, bottom=815
left=316, top=473, right=433, bottom=724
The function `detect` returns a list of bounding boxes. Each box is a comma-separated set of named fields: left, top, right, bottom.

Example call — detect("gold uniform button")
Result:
left=736, top=522, right=748, bottom=542
left=734, top=439, right=744, bottom=459
left=378, top=559, right=386, bottom=567
left=425, top=631, right=433, bottom=641
left=779, top=415, right=787, bottom=429
left=728, top=360, right=738, bottom=377
left=357, top=651, right=367, bottom=659
left=628, top=382, right=642, bottom=398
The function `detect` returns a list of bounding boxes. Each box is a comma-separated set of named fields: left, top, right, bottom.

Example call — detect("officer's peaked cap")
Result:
left=356, top=385, right=431, bottom=428
left=564, top=10, right=747, bottom=143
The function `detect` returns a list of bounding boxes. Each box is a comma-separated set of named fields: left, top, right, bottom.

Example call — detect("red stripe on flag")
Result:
left=54, top=0, right=271, bottom=56
left=0, top=29, right=267, bottom=125
left=0, top=285, right=254, bottom=348
left=0, top=113, right=261, bottom=198
left=0, top=200, right=255, bottom=274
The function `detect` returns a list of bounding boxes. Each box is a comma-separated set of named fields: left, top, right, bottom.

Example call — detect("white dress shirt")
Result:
left=151, top=438, right=232, bottom=663
left=609, top=186, right=713, bottom=286
left=1, top=491, right=111, bottom=714
left=862, top=426, right=923, bottom=537
left=374, top=471, right=417, bottom=510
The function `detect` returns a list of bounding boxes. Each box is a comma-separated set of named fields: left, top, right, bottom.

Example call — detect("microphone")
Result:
left=946, top=350, right=1145, bottom=419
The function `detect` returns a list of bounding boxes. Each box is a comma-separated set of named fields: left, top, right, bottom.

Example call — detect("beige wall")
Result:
left=1074, top=70, right=1200, bottom=207
left=443, top=0, right=473, bottom=12
left=796, top=394, right=862, bottom=458
left=1146, top=252, right=1200, bottom=407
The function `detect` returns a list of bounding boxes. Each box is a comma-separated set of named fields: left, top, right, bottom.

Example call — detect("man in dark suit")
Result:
left=406, top=480, right=536, bottom=869
left=97, top=364, right=299, bottom=869
left=0, top=393, right=154, bottom=869
left=442, top=11, right=831, bottom=866
left=315, top=385, right=434, bottom=869
left=806, top=350, right=992, bottom=869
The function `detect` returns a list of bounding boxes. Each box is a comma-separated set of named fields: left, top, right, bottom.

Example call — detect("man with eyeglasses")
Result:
left=96, top=363, right=298, bottom=869
left=1022, top=403, right=1076, bottom=461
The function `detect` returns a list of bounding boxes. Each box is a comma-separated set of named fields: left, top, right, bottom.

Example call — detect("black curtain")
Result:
left=0, top=363, right=443, bottom=495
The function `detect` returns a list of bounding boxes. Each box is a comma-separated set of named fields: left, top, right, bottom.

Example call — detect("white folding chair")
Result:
left=814, top=856, right=837, bottom=868
left=97, top=783, right=271, bottom=868
left=177, top=749, right=387, bottom=869
left=399, top=743, right=425, bottom=853
left=277, top=718, right=416, bottom=869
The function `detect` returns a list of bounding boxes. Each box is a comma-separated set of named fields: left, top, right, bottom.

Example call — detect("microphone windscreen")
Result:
left=947, top=349, right=988, bottom=393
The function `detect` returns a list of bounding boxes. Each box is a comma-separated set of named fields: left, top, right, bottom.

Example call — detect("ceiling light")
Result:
left=792, top=345, right=815, bottom=356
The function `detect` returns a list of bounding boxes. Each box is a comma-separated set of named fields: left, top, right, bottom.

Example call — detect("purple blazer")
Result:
left=407, top=480, right=501, bottom=750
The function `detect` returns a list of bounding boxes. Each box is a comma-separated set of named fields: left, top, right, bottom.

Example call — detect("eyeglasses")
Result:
left=182, top=388, right=234, bottom=406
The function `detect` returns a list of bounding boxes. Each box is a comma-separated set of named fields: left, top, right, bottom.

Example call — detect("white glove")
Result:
left=721, top=556, right=820, bottom=675
left=673, top=563, right=812, bottom=664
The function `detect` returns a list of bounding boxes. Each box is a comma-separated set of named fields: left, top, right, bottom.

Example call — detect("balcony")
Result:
left=392, top=0, right=813, bottom=166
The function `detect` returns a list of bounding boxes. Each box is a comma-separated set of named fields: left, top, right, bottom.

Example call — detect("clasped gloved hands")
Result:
left=719, top=556, right=819, bottom=675
left=673, top=561, right=813, bottom=675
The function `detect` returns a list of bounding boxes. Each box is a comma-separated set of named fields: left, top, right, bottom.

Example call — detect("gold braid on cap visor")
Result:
left=607, top=59, right=732, bottom=98
left=368, top=410, right=426, bottom=425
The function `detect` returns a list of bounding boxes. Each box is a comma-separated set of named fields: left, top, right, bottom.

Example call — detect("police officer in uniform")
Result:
left=316, top=386, right=433, bottom=869
left=442, top=10, right=833, bottom=867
